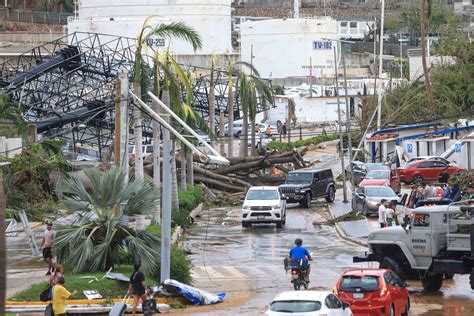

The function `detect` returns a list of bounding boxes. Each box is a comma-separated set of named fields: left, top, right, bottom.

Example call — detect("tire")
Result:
left=293, top=281, right=300, bottom=291
left=401, top=299, right=410, bottom=316
left=413, top=175, right=423, bottom=185
left=444, top=273, right=454, bottom=279
left=325, top=186, right=335, bottom=203
left=235, top=131, right=241, bottom=138
left=390, top=304, right=395, bottom=316
left=276, top=221, right=283, bottom=229
left=470, top=270, right=474, bottom=290
left=282, top=216, right=286, bottom=226
left=302, top=193, right=311, bottom=208
left=242, top=222, right=249, bottom=228
left=421, top=273, right=443, bottom=291
left=380, top=257, right=404, bottom=280
left=303, top=282, right=308, bottom=290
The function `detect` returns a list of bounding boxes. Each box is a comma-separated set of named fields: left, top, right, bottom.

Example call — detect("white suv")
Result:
left=242, top=186, right=286, bottom=228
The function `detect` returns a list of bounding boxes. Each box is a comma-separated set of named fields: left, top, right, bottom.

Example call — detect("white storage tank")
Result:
left=68, top=0, right=232, bottom=55
left=240, top=18, right=340, bottom=79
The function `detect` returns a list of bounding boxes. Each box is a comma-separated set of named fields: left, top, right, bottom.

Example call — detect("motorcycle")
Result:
left=284, top=258, right=309, bottom=291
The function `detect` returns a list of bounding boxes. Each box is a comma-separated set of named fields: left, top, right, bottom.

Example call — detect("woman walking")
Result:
left=127, top=263, right=148, bottom=316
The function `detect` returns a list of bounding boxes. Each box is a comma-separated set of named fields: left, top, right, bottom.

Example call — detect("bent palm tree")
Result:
left=55, top=168, right=160, bottom=273
left=0, top=93, right=26, bottom=136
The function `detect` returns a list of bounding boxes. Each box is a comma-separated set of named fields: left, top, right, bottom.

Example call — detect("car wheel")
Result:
left=282, top=216, right=286, bottom=225
left=444, top=273, right=454, bottom=279
left=242, top=222, right=249, bottom=228
left=325, top=187, right=335, bottom=203
left=235, top=131, right=241, bottom=138
left=413, top=175, right=423, bottom=185
left=293, top=282, right=300, bottom=291
left=401, top=298, right=410, bottom=316
left=302, top=193, right=311, bottom=208
left=380, top=257, right=405, bottom=280
left=421, top=273, right=443, bottom=291
left=276, top=221, right=283, bottom=229
left=469, top=269, right=474, bottom=290
left=390, top=304, right=395, bottom=316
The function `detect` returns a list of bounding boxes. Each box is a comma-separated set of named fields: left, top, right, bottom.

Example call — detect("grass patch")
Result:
left=9, top=265, right=156, bottom=301
left=172, top=186, right=205, bottom=228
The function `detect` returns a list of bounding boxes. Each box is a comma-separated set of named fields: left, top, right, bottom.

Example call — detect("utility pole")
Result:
left=161, top=114, right=172, bottom=282
left=333, top=45, right=348, bottom=203
left=342, top=53, right=355, bottom=195
left=114, top=79, right=121, bottom=169
left=376, top=0, right=385, bottom=130
left=118, top=69, right=129, bottom=180
left=219, top=110, right=225, bottom=155
left=294, top=0, right=300, bottom=18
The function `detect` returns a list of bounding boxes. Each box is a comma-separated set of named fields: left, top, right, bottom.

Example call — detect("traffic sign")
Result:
left=407, top=143, right=413, bottom=153
left=455, top=143, right=462, bottom=153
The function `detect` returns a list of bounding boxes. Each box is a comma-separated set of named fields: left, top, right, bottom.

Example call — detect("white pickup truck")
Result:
left=354, top=203, right=474, bottom=291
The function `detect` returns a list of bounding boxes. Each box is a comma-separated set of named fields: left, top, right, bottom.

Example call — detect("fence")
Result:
left=0, top=7, right=72, bottom=25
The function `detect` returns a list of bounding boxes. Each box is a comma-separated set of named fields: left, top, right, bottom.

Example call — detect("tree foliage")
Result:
left=0, top=93, right=26, bottom=136
left=55, top=168, right=160, bottom=273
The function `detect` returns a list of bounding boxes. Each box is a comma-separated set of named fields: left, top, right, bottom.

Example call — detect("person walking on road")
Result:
left=40, top=222, right=56, bottom=275
left=282, top=122, right=288, bottom=135
left=128, top=262, right=148, bottom=316
left=52, top=276, right=77, bottom=316
left=378, top=199, right=387, bottom=228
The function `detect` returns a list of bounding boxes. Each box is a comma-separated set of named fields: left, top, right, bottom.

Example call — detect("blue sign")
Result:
left=455, top=143, right=462, bottom=153
left=407, top=143, right=413, bottom=153
left=313, top=41, right=332, bottom=50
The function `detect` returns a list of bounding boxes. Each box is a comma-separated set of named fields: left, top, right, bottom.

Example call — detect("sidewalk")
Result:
left=328, top=185, right=373, bottom=247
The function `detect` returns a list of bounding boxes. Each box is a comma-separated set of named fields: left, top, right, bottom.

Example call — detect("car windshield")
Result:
left=269, top=300, right=322, bottom=313
left=246, top=189, right=279, bottom=200
left=286, top=173, right=312, bottom=183
left=366, top=186, right=397, bottom=197
left=365, top=163, right=389, bottom=171
left=340, top=275, right=379, bottom=292
left=366, top=170, right=390, bottom=179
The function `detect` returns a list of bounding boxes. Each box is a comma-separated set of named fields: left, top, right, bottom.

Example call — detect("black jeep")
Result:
left=279, top=169, right=336, bottom=208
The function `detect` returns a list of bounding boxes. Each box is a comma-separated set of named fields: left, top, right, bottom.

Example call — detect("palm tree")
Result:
left=237, top=70, right=273, bottom=157
left=208, top=55, right=217, bottom=149
left=135, top=18, right=202, bottom=209
left=133, top=18, right=203, bottom=180
left=151, top=51, right=161, bottom=224
left=226, top=58, right=235, bottom=157
left=55, top=168, right=160, bottom=273
left=419, top=0, right=435, bottom=118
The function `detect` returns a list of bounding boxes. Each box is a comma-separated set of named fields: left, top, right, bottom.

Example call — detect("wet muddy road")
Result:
left=181, top=203, right=474, bottom=315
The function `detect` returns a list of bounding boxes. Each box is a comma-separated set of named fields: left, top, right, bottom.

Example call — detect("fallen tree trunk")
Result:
left=194, top=176, right=246, bottom=192
left=193, top=165, right=251, bottom=188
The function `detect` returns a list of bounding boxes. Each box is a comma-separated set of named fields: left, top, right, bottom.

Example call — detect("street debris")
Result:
left=161, top=279, right=225, bottom=305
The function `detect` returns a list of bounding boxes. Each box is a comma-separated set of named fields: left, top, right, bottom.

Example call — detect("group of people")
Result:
left=407, top=182, right=460, bottom=208
left=40, top=222, right=149, bottom=316
left=254, top=122, right=288, bottom=137
left=377, top=199, right=400, bottom=228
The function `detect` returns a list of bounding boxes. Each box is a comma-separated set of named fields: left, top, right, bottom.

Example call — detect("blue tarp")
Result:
left=162, top=279, right=225, bottom=305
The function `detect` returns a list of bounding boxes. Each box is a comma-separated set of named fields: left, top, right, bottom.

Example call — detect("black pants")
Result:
left=380, top=223, right=386, bottom=228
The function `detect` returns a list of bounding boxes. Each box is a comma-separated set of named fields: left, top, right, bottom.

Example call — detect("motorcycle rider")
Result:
left=289, top=238, right=312, bottom=282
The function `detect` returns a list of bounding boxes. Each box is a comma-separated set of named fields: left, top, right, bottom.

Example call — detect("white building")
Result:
left=408, top=48, right=455, bottom=82
left=240, top=18, right=340, bottom=79
left=67, top=0, right=233, bottom=55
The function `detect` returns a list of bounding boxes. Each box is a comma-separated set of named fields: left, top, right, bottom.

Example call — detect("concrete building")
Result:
left=408, top=48, right=455, bottom=82
left=240, top=18, right=340, bottom=80
left=67, top=0, right=233, bottom=55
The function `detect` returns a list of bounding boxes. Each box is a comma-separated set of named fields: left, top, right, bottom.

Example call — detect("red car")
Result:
left=334, top=269, right=409, bottom=316
left=359, top=169, right=401, bottom=194
left=397, top=159, right=463, bottom=185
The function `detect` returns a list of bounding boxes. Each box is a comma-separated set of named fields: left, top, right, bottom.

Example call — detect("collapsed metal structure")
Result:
left=0, top=32, right=271, bottom=159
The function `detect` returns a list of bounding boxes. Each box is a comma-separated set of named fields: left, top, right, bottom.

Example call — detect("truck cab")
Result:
left=354, top=204, right=474, bottom=291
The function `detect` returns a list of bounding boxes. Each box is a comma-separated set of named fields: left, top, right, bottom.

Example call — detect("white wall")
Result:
left=240, top=18, right=339, bottom=79
left=409, top=55, right=455, bottom=81
left=68, top=0, right=232, bottom=54
left=269, top=96, right=346, bottom=124
left=0, top=137, right=22, bottom=158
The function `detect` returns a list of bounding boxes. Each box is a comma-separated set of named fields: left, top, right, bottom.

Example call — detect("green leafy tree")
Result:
left=55, top=168, right=160, bottom=273
left=0, top=93, right=26, bottom=136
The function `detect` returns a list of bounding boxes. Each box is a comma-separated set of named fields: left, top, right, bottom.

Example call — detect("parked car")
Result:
left=241, top=186, right=286, bottom=228
left=280, top=169, right=336, bottom=208
left=239, top=129, right=272, bottom=148
left=128, top=144, right=153, bottom=160
left=265, top=291, right=352, bottom=316
left=222, top=121, right=243, bottom=138
left=346, top=162, right=390, bottom=186
left=396, top=159, right=463, bottom=185
left=352, top=185, right=400, bottom=216
left=359, top=169, right=401, bottom=194
left=405, top=156, right=453, bottom=166
left=334, top=269, right=409, bottom=316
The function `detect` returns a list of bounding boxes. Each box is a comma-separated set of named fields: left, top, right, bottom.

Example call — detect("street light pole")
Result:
left=333, top=45, right=348, bottom=203
left=376, top=0, right=385, bottom=130
left=341, top=53, right=355, bottom=195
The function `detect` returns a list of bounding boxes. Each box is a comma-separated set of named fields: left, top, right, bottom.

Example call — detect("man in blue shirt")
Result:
left=289, top=238, right=312, bottom=282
